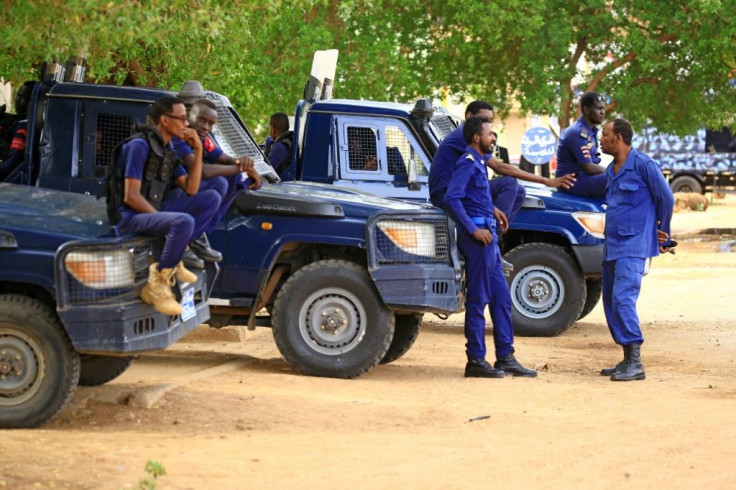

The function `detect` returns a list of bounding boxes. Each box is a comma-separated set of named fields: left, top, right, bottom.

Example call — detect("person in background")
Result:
left=262, top=112, right=294, bottom=175
left=555, top=92, right=607, bottom=198
left=0, top=81, right=34, bottom=180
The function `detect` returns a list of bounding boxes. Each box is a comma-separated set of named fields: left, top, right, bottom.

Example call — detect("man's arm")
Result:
left=123, top=178, right=157, bottom=213
left=641, top=157, right=675, bottom=248
left=486, top=156, right=577, bottom=189
left=178, top=129, right=203, bottom=195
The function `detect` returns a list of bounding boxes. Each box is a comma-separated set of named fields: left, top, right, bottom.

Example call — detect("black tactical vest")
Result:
left=107, top=125, right=177, bottom=224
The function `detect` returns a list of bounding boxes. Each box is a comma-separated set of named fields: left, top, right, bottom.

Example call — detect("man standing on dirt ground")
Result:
left=598, top=118, right=675, bottom=381
left=430, top=100, right=576, bottom=273
left=171, top=98, right=261, bottom=268
left=443, top=116, right=537, bottom=378
left=555, top=92, right=607, bottom=199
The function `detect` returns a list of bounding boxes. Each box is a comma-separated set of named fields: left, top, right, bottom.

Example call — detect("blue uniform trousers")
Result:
left=119, top=189, right=221, bottom=269
left=167, top=174, right=243, bottom=234
left=602, top=257, right=646, bottom=345
left=561, top=172, right=606, bottom=198
left=489, top=176, right=526, bottom=224
left=457, top=226, right=515, bottom=360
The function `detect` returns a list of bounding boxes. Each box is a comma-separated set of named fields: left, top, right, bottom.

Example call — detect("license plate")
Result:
left=180, top=288, right=196, bottom=322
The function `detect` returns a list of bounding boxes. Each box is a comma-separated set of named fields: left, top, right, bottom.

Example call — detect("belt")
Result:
left=471, top=216, right=497, bottom=228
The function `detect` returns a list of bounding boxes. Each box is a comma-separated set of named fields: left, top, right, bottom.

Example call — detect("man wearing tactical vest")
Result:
left=262, top=112, right=294, bottom=175
left=114, top=96, right=222, bottom=315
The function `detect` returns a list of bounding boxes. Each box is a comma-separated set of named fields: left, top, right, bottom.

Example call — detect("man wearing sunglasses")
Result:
left=113, top=96, right=222, bottom=315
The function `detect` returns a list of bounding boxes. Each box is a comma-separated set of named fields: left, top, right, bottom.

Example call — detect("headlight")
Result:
left=572, top=212, right=605, bottom=239
left=377, top=220, right=437, bottom=258
left=65, top=250, right=135, bottom=289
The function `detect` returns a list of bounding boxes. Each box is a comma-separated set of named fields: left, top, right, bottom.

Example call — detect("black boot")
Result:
left=465, top=358, right=505, bottom=378
left=610, top=343, right=646, bottom=381
left=494, top=354, right=537, bottom=377
left=600, top=345, right=626, bottom=376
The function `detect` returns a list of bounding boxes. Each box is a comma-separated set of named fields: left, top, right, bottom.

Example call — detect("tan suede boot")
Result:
left=175, top=262, right=197, bottom=283
left=141, top=263, right=182, bottom=316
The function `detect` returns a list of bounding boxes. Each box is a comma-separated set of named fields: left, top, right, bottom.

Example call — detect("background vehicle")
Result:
left=278, top=53, right=605, bottom=337
left=633, top=127, right=736, bottom=194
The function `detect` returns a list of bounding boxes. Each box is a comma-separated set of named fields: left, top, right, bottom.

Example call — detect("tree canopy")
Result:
left=2, top=0, right=734, bottom=136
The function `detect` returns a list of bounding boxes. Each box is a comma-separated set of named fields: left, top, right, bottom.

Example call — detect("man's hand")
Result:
left=493, top=207, right=508, bottom=233
left=545, top=173, right=576, bottom=190
left=657, top=229, right=669, bottom=244
left=181, top=128, right=202, bottom=151
left=472, top=228, right=493, bottom=246
left=235, top=155, right=255, bottom=173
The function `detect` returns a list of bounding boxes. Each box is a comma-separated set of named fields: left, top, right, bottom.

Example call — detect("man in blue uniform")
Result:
left=598, top=118, right=675, bottom=381
left=171, top=98, right=261, bottom=266
left=430, top=100, right=576, bottom=223
left=0, top=82, right=33, bottom=180
left=116, top=96, right=221, bottom=315
left=443, top=116, right=537, bottom=378
left=262, top=112, right=293, bottom=175
left=555, top=92, right=607, bottom=198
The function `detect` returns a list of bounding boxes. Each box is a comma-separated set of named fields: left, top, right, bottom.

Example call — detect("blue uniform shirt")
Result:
left=444, top=147, right=495, bottom=236
left=555, top=117, right=600, bottom=177
left=171, top=135, right=224, bottom=163
left=263, top=136, right=290, bottom=174
left=429, top=125, right=467, bottom=199
left=604, top=148, right=674, bottom=261
left=116, top=138, right=187, bottom=220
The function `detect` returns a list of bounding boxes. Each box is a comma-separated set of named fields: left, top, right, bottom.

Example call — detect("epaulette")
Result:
left=580, top=127, right=588, bottom=139
left=465, top=154, right=474, bottom=160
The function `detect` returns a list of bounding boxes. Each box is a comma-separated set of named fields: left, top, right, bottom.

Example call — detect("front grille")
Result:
left=429, top=114, right=457, bottom=141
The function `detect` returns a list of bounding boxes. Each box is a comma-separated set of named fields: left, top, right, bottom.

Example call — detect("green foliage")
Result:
left=137, top=460, right=166, bottom=490
left=2, top=0, right=734, bottom=137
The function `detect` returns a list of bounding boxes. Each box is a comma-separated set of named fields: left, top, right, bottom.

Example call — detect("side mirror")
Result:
left=407, top=158, right=420, bottom=191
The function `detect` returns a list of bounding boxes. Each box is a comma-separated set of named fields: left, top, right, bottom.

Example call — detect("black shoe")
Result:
left=501, top=258, right=514, bottom=276
left=182, top=248, right=205, bottom=269
left=494, top=354, right=537, bottom=377
left=465, top=358, right=505, bottom=378
left=610, top=344, right=646, bottom=381
left=600, top=361, right=625, bottom=376
left=190, top=235, right=223, bottom=262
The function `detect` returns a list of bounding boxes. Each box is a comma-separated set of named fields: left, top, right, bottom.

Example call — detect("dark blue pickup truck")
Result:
left=282, top=93, right=606, bottom=337
left=3, top=77, right=463, bottom=385
left=0, top=184, right=212, bottom=428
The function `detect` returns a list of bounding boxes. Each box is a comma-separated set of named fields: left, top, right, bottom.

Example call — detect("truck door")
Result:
left=335, top=116, right=430, bottom=201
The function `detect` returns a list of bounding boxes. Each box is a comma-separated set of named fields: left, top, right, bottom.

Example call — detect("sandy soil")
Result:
left=2, top=196, right=736, bottom=490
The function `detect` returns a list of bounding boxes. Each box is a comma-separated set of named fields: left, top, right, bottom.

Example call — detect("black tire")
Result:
left=271, top=260, right=395, bottom=378
left=578, top=278, right=602, bottom=320
left=504, top=243, right=586, bottom=337
left=78, top=355, right=136, bottom=387
left=670, top=175, right=703, bottom=194
left=380, top=313, right=423, bottom=364
left=0, top=294, right=80, bottom=428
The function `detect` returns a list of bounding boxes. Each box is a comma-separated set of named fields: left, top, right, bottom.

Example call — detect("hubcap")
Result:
left=510, top=266, right=565, bottom=319
left=299, top=288, right=367, bottom=356
left=0, top=332, right=41, bottom=404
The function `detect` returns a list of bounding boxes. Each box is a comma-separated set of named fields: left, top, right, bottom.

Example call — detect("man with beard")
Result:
left=443, top=116, right=537, bottom=379
left=555, top=92, right=608, bottom=198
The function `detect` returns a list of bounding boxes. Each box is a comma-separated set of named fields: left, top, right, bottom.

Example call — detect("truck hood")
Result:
left=241, top=181, right=440, bottom=219
left=0, top=184, right=110, bottom=248
left=522, top=183, right=606, bottom=213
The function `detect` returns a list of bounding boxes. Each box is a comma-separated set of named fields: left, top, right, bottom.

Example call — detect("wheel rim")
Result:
left=298, top=287, right=367, bottom=356
left=510, top=265, right=565, bottom=319
left=0, top=330, right=43, bottom=406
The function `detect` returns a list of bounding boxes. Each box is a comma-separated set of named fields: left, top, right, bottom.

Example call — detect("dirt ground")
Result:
left=3, top=196, right=736, bottom=489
